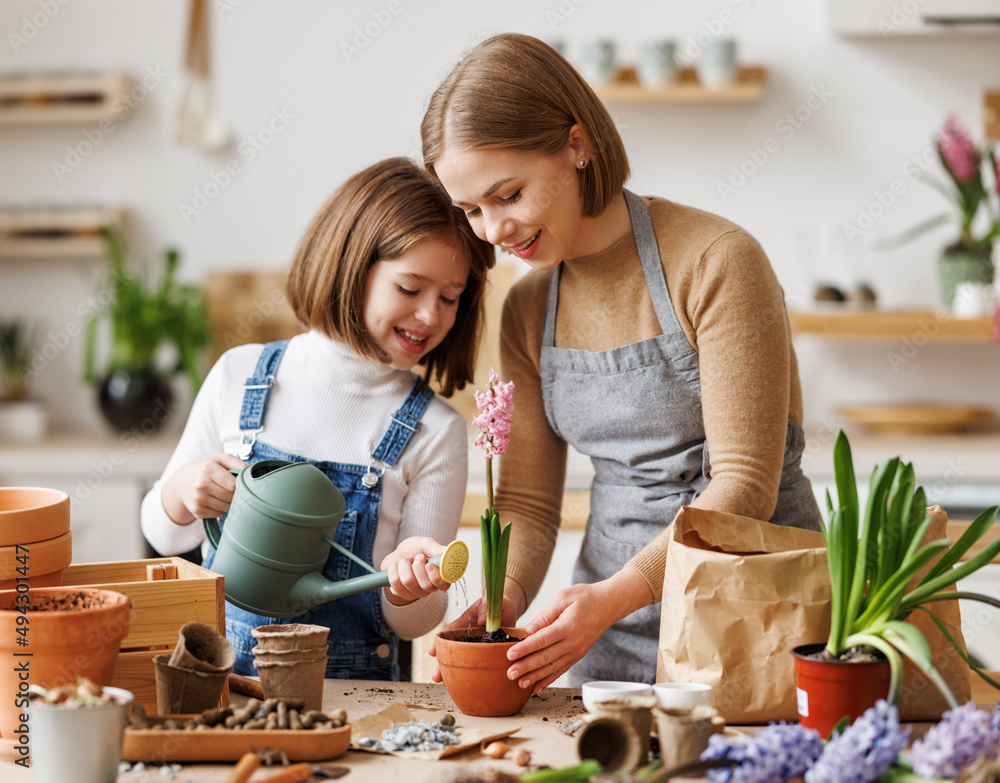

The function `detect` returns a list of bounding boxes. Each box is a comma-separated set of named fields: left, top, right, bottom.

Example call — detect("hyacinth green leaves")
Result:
left=820, top=430, right=1000, bottom=706
left=472, top=369, right=515, bottom=636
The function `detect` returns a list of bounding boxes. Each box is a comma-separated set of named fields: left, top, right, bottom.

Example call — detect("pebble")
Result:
left=359, top=720, right=460, bottom=752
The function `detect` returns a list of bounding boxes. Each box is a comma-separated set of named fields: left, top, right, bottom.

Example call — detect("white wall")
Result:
left=2, top=0, right=999, bottom=441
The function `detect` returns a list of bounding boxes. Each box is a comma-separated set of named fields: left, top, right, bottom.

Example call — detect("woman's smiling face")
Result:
left=434, top=143, right=586, bottom=270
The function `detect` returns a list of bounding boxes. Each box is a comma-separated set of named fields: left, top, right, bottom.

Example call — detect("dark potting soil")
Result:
left=464, top=629, right=519, bottom=644
left=807, top=646, right=885, bottom=665
left=21, top=590, right=121, bottom=612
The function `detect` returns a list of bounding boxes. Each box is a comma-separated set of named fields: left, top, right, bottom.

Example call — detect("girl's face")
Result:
left=434, top=144, right=585, bottom=271
left=363, top=238, right=470, bottom=371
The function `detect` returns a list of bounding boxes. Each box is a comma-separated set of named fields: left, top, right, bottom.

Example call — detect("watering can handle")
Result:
left=203, top=468, right=241, bottom=549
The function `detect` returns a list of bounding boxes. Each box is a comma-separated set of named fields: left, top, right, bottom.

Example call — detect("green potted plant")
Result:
left=792, top=429, right=1000, bottom=738
left=435, top=369, right=532, bottom=717
left=880, top=114, right=998, bottom=310
left=0, top=317, right=47, bottom=442
left=83, top=229, right=211, bottom=433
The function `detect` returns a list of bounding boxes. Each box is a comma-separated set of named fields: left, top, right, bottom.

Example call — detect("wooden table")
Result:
left=7, top=681, right=587, bottom=782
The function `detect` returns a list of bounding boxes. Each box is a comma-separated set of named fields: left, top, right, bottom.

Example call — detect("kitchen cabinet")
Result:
left=0, top=430, right=176, bottom=564
left=829, top=0, right=1000, bottom=36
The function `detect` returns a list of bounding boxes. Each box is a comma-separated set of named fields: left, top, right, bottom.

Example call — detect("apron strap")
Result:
left=370, top=380, right=436, bottom=468
left=541, top=191, right=682, bottom=350
left=623, top=189, right=683, bottom=335
left=238, top=340, right=290, bottom=431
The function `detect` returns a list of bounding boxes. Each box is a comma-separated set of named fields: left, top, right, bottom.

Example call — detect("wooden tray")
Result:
left=838, top=404, right=995, bottom=435
left=122, top=716, right=351, bottom=762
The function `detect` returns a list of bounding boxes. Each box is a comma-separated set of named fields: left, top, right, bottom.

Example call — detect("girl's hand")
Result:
left=426, top=583, right=523, bottom=682
left=506, top=569, right=655, bottom=694
left=161, top=453, right=247, bottom=525
left=380, top=537, right=451, bottom=607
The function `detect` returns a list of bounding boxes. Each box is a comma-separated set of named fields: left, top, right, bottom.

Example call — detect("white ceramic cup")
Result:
left=653, top=681, right=712, bottom=709
left=581, top=680, right=653, bottom=713
left=952, top=282, right=994, bottom=318
left=28, top=686, right=133, bottom=783
left=636, top=40, right=678, bottom=88
left=578, top=39, right=617, bottom=87
left=696, top=39, right=738, bottom=89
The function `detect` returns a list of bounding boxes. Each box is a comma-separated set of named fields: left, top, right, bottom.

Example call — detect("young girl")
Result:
left=422, top=34, right=821, bottom=690
left=141, top=157, right=495, bottom=680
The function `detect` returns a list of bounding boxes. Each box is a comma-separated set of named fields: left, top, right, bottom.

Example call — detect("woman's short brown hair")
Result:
left=422, top=33, right=629, bottom=218
left=286, top=157, right=495, bottom=397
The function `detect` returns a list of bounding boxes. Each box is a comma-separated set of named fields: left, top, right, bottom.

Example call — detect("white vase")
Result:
left=27, top=686, right=133, bottom=783
left=0, top=399, right=47, bottom=443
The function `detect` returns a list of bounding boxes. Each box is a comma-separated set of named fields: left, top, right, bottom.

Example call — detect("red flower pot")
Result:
left=792, top=642, right=891, bottom=738
left=435, top=627, right=533, bottom=717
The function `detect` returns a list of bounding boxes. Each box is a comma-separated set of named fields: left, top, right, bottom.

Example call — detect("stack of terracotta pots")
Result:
left=0, top=487, right=72, bottom=590
left=251, top=623, right=329, bottom=712
left=154, top=621, right=235, bottom=714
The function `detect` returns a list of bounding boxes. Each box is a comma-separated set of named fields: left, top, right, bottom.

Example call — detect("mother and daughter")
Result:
left=142, top=33, right=819, bottom=688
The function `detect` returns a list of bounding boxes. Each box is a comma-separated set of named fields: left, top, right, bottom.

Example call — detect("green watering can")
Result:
left=203, top=459, right=469, bottom=618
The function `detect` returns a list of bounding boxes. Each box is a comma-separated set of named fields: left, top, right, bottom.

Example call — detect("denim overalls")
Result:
left=203, top=340, right=435, bottom=680
left=540, top=191, right=821, bottom=685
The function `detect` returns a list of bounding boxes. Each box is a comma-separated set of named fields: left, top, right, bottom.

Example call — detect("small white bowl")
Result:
left=581, top=680, right=653, bottom=713
left=653, top=681, right=712, bottom=709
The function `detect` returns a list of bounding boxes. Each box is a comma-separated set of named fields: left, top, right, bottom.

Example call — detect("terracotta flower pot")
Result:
left=435, top=627, right=533, bottom=717
left=0, top=587, right=131, bottom=740
left=792, top=642, right=891, bottom=738
left=0, top=487, right=70, bottom=547
left=0, top=531, right=72, bottom=590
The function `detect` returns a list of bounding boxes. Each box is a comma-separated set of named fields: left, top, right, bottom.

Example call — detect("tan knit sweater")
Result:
left=497, top=196, right=804, bottom=607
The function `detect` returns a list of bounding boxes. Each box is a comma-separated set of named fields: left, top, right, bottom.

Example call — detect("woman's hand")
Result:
left=506, top=568, right=655, bottom=694
left=380, top=537, right=452, bottom=607
left=161, top=453, right=246, bottom=525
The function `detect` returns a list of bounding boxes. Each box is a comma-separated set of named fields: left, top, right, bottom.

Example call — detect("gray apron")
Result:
left=540, top=191, right=820, bottom=686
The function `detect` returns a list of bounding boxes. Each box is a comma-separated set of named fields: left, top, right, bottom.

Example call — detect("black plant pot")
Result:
left=98, top=368, right=174, bottom=433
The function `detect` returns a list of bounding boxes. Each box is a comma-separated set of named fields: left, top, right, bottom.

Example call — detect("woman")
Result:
left=422, top=33, right=821, bottom=691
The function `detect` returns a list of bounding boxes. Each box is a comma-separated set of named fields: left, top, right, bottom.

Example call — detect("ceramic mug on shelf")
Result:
left=696, top=38, right=738, bottom=89
left=636, top=39, right=678, bottom=88
left=578, top=39, right=618, bottom=88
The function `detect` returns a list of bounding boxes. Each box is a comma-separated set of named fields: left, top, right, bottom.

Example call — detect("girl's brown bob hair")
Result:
left=422, top=33, right=629, bottom=218
left=286, top=157, right=495, bottom=397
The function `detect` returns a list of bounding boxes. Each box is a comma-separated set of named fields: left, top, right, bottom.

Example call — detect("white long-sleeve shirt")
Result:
left=140, top=330, right=468, bottom=640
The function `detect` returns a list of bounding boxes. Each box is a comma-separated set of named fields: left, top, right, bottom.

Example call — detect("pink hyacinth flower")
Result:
left=472, top=368, right=515, bottom=459
left=938, top=113, right=981, bottom=184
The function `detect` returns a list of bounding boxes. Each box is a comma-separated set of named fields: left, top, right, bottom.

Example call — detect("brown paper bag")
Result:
left=656, top=505, right=970, bottom=725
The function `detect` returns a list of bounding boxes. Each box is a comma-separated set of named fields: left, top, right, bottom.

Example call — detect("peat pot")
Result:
left=792, top=642, right=891, bottom=739
left=435, top=627, right=533, bottom=717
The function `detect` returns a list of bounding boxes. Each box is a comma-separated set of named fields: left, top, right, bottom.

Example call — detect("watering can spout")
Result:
left=286, top=539, right=470, bottom=613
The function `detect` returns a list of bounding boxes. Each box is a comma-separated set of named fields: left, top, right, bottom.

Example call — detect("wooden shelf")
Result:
left=0, top=205, right=125, bottom=260
left=0, top=71, right=129, bottom=126
left=789, top=309, right=996, bottom=342
left=596, top=65, right=765, bottom=103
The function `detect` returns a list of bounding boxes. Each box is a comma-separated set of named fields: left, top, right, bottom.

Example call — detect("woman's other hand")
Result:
left=506, top=568, right=655, bottom=694
left=162, top=453, right=246, bottom=525
left=380, top=536, right=452, bottom=606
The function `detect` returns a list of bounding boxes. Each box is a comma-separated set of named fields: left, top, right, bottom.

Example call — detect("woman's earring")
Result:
left=577, top=159, right=587, bottom=169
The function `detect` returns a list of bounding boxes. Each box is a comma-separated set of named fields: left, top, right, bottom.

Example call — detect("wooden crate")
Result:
left=61, top=557, right=227, bottom=713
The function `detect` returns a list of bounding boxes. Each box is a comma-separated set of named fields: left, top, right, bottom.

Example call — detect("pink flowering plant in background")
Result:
left=888, top=114, right=1000, bottom=260
left=472, top=368, right=515, bottom=638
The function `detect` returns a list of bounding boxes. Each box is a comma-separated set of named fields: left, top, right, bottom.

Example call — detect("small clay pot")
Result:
left=0, top=487, right=70, bottom=547
left=0, top=530, right=73, bottom=590
left=435, top=627, right=532, bottom=717
left=251, top=623, right=330, bottom=652
left=0, top=588, right=131, bottom=740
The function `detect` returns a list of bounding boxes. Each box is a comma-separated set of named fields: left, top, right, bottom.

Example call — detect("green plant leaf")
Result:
left=915, top=606, right=1000, bottom=693
left=852, top=539, right=949, bottom=631
left=845, top=632, right=903, bottom=705
left=922, top=506, right=1000, bottom=583
left=882, top=621, right=957, bottom=708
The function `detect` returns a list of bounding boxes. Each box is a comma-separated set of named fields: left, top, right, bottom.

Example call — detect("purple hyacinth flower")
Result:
left=702, top=722, right=824, bottom=783
left=909, top=701, right=1000, bottom=779
left=804, top=700, right=911, bottom=783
